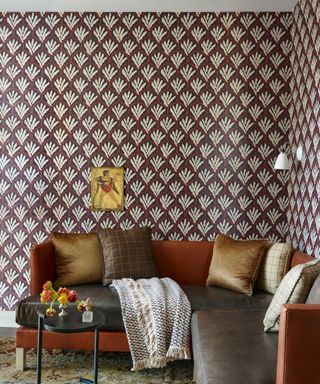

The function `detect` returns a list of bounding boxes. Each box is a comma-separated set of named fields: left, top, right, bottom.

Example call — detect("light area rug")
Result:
left=0, top=338, right=193, bottom=383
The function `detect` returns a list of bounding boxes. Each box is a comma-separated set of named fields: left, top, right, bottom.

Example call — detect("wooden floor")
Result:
left=0, top=327, right=16, bottom=337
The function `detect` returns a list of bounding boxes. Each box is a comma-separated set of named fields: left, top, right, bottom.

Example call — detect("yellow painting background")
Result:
left=91, top=167, right=124, bottom=211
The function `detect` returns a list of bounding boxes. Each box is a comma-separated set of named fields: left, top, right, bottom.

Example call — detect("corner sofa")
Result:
left=16, top=240, right=318, bottom=384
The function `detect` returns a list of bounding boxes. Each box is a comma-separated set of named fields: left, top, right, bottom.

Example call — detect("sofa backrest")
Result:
left=290, top=250, right=314, bottom=268
left=30, top=239, right=314, bottom=294
left=152, top=240, right=213, bottom=286
left=152, top=241, right=314, bottom=286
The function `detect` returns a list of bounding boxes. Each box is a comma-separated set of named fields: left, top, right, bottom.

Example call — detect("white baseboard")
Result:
left=0, top=311, right=18, bottom=328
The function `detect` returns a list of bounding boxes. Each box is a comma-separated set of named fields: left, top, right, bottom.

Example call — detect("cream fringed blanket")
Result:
left=111, top=277, right=191, bottom=371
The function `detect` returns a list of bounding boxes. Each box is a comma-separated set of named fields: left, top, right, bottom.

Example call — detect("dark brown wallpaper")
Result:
left=288, top=0, right=320, bottom=257
left=0, top=12, right=292, bottom=309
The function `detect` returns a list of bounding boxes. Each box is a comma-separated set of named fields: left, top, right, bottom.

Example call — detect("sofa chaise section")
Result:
left=192, top=309, right=278, bottom=384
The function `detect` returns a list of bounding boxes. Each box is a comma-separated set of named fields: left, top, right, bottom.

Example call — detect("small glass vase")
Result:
left=82, top=310, right=93, bottom=323
left=58, top=303, right=68, bottom=317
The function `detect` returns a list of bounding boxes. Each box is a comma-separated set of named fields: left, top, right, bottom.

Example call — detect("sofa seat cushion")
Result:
left=16, top=284, right=125, bottom=331
left=182, top=285, right=273, bottom=312
left=192, top=309, right=278, bottom=384
left=16, top=283, right=273, bottom=330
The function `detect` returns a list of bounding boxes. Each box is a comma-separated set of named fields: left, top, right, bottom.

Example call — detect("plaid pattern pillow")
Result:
left=98, top=227, right=158, bottom=286
left=306, top=273, right=320, bottom=304
left=256, top=243, right=292, bottom=294
left=264, top=258, right=320, bottom=332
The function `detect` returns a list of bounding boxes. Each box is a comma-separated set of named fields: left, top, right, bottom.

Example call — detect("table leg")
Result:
left=80, top=328, right=99, bottom=384
left=36, top=315, right=43, bottom=384
left=94, top=328, right=99, bottom=384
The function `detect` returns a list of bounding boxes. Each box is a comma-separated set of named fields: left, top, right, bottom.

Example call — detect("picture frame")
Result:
left=91, top=167, right=125, bottom=211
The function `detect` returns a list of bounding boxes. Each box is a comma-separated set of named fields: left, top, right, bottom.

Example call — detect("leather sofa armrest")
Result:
left=30, top=241, right=57, bottom=295
left=276, top=304, right=320, bottom=384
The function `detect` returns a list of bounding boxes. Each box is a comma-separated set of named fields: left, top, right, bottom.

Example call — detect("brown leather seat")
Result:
left=192, top=309, right=278, bottom=384
left=16, top=284, right=272, bottom=330
left=182, top=285, right=272, bottom=311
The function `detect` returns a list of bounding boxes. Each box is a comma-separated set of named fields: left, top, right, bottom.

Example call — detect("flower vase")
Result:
left=59, top=303, right=68, bottom=317
left=82, top=310, right=93, bottom=323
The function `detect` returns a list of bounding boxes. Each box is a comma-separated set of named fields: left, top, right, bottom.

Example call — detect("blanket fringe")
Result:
left=132, top=356, right=168, bottom=371
left=166, top=346, right=191, bottom=360
left=132, top=347, right=190, bottom=371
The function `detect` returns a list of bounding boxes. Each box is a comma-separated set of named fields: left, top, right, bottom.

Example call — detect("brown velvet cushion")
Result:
left=98, top=227, right=158, bottom=286
left=52, top=232, right=103, bottom=287
left=206, top=234, right=267, bottom=295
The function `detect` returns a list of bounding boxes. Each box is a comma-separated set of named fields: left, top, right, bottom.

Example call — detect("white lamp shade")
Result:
left=274, top=151, right=290, bottom=170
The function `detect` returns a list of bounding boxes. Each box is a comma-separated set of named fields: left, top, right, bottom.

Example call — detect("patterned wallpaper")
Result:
left=0, top=12, right=292, bottom=309
left=288, top=0, right=320, bottom=257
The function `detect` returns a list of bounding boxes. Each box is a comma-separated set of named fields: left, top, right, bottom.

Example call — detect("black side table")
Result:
left=37, top=308, right=105, bottom=384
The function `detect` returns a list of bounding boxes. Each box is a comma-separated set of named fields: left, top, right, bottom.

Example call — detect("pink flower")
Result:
left=68, top=290, right=78, bottom=303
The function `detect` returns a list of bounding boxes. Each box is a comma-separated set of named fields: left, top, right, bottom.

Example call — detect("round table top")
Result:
left=41, top=308, right=105, bottom=334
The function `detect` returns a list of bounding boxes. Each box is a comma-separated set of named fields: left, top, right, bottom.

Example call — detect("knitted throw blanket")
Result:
left=111, top=277, right=191, bottom=371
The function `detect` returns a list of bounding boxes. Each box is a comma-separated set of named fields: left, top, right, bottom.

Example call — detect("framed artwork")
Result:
left=91, top=167, right=125, bottom=211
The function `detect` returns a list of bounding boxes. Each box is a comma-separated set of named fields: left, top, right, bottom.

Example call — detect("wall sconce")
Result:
left=274, top=146, right=303, bottom=170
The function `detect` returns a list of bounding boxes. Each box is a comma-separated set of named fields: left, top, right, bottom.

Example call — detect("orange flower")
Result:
left=43, top=281, right=52, bottom=290
left=58, top=293, right=68, bottom=305
left=40, top=289, right=52, bottom=303
left=57, top=287, right=70, bottom=296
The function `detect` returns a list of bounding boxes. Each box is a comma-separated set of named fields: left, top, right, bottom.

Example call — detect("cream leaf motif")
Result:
left=0, top=12, right=293, bottom=309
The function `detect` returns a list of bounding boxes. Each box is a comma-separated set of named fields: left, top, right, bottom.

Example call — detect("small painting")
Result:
left=91, top=167, right=124, bottom=211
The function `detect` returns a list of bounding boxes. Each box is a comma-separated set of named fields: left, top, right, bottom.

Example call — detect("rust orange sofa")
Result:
left=15, top=240, right=317, bottom=384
